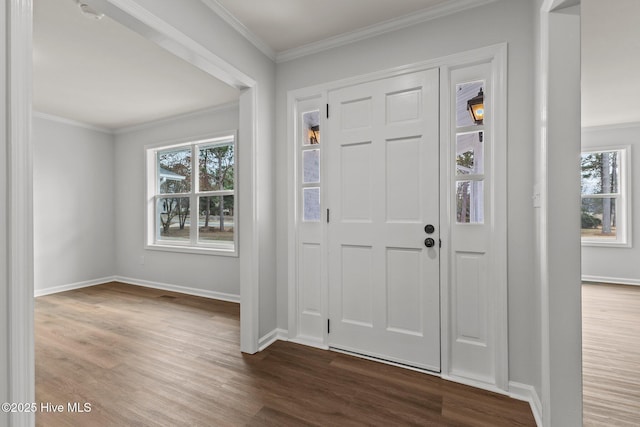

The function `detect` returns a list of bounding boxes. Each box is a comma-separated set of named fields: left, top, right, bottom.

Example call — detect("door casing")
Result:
left=287, top=43, right=508, bottom=393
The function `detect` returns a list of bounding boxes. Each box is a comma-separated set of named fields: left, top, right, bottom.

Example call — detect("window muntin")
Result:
left=147, top=133, right=237, bottom=255
left=581, top=148, right=629, bottom=246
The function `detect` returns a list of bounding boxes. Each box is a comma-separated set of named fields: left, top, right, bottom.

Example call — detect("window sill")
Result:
left=581, top=240, right=631, bottom=249
left=145, top=242, right=238, bottom=257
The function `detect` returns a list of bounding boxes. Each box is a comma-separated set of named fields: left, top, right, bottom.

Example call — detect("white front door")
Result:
left=327, top=69, right=440, bottom=371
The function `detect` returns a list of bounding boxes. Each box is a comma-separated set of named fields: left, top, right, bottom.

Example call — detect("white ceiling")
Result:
left=33, top=0, right=635, bottom=130
left=33, top=0, right=240, bottom=130
left=213, top=0, right=453, bottom=53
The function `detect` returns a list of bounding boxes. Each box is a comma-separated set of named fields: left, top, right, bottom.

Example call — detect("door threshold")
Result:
left=329, top=346, right=441, bottom=377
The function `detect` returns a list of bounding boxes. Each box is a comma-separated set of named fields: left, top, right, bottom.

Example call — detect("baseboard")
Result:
left=114, top=276, right=240, bottom=303
left=258, top=328, right=288, bottom=351
left=34, top=276, right=117, bottom=297
left=289, top=335, right=328, bottom=350
left=582, top=275, right=640, bottom=287
left=441, top=373, right=505, bottom=395
left=509, top=381, right=543, bottom=427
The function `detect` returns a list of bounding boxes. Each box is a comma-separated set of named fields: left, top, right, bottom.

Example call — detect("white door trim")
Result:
left=287, top=43, right=508, bottom=392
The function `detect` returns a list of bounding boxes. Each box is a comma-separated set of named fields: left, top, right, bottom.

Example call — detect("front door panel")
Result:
left=327, top=69, right=440, bottom=371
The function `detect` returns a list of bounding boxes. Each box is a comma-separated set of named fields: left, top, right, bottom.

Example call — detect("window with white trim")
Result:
left=145, top=133, right=237, bottom=255
left=581, top=147, right=630, bottom=246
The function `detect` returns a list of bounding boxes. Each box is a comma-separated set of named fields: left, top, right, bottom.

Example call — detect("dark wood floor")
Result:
left=583, top=283, right=640, bottom=426
left=35, top=282, right=535, bottom=426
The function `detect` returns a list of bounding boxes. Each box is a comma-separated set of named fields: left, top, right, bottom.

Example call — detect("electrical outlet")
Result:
left=532, top=184, right=541, bottom=208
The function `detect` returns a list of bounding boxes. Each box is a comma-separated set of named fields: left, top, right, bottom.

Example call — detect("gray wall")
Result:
left=114, top=105, right=241, bottom=296
left=582, top=123, right=640, bottom=284
left=33, top=116, right=116, bottom=292
left=274, top=0, right=539, bottom=389
left=32, top=104, right=244, bottom=298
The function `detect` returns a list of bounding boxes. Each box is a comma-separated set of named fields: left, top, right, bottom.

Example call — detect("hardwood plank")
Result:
left=583, top=283, right=640, bottom=426
left=36, top=282, right=535, bottom=426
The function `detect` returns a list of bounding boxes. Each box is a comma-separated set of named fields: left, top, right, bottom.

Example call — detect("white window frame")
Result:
left=145, top=131, right=238, bottom=256
left=580, top=145, right=631, bottom=248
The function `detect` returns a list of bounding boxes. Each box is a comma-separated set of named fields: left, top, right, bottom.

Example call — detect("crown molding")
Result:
left=276, top=0, right=497, bottom=63
left=32, top=111, right=114, bottom=134
left=200, top=0, right=277, bottom=61
left=582, top=121, right=640, bottom=133
left=114, top=100, right=240, bottom=135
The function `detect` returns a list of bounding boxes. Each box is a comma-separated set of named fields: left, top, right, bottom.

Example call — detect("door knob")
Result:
left=424, top=238, right=435, bottom=248
left=424, top=224, right=435, bottom=234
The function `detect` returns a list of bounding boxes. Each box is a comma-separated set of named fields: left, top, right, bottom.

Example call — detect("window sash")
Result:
left=146, top=133, right=237, bottom=255
left=580, top=146, right=629, bottom=247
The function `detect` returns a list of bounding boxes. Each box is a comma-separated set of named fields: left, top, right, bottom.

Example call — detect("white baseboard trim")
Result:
left=582, top=275, right=640, bottom=287
left=34, top=276, right=117, bottom=297
left=289, top=335, right=328, bottom=350
left=115, top=276, right=240, bottom=303
left=258, top=328, right=288, bottom=351
left=441, top=373, right=505, bottom=395
left=509, top=381, right=543, bottom=427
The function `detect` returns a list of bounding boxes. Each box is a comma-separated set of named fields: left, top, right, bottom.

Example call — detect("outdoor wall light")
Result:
left=467, top=88, right=484, bottom=125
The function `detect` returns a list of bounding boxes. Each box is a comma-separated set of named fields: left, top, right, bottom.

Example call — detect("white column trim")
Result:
left=239, top=86, right=260, bottom=354
left=7, top=1, right=35, bottom=426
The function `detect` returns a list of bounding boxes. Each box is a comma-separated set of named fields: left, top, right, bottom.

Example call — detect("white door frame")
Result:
left=6, top=2, right=261, bottom=425
left=287, top=43, right=508, bottom=392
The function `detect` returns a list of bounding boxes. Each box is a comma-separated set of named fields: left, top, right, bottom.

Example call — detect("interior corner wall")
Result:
left=32, top=116, right=116, bottom=293
left=275, top=0, right=539, bottom=389
left=114, top=106, right=241, bottom=296
left=581, top=124, right=640, bottom=285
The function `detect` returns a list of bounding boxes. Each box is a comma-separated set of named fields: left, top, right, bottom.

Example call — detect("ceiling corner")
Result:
left=199, top=0, right=277, bottom=62
left=275, top=0, right=499, bottom=63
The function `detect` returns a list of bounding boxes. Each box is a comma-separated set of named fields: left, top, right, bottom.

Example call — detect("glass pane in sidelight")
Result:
left=198, top=195, right=235, bottom=244
left=303, top=187, right=321, bottom=222
left=456, top=180, right=484, bottom=224
left=302, top=110, right=320, bottom=145
left=581, top=197, right=617, bottom=239
left=456, top=81, right=485, bottom=128
left=158, top=148, right=191, bottom=194
left=157, top=197, right=190, bottom=242
left=581, top=151, right=619, bottom=195
left=303, top=149, right=320, bottom=183
left=199, top=143, right=234, bottom=192
left=456, top=132, right=484, bottom=175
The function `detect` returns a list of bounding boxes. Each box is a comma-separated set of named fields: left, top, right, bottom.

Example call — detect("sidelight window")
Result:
left=455, top=81, right=486, bottom=223
left=300, top=110, right=321, bottom=222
